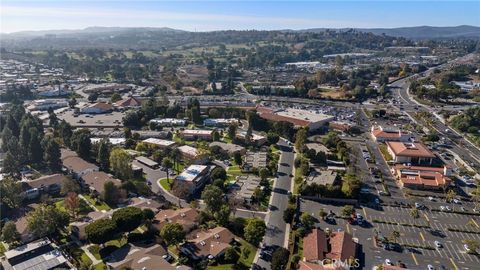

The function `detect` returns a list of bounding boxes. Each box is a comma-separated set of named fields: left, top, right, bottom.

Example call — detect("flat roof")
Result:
left=4, top=239, right=52, bottom=259
left=135, top=156, right=159, bottom=167
left=176, top=165, right=208, bottom=182
left=182, top=129, right=214, bottom=135
left=275, top=108, right=334, bottom=124
left=142, top=138, right=176, bottom=147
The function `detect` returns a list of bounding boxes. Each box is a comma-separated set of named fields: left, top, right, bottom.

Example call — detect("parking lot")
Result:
left=300, top=198, right=480, bottom=270
left=56, top=108, right=124, bottom=128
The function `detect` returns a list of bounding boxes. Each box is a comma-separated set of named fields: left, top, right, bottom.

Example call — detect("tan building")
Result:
left=386, top=141, right=435, bottom=164
left=81, top=171, right=122, bottom=194
left=181, top=129, right=215, bottom=141
left=182, top=227, right=235, bottom=260
left=371, top=125, right=411, bottom=143
left=392, top=164, right=451, bottom=190
left=153, top=208, right=199, bottom=232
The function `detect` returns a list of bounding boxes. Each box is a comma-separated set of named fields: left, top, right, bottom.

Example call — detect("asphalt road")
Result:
left=256, top=139, right=294, bottom=269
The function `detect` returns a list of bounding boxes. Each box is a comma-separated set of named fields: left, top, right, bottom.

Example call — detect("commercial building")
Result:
left=114, top=96, right=142, bottom=109
left=371, top=126, right=411, bottom=143
left=257, top=107, right=334, bottom=131
left=242, top=151, right=267, bottom=172
left=135, top=156, right=159, bottom=169
left=149, top=118, right=186, bottom=127
left=173, top=165, right=210, bottom=193
left=181, top=129, right=215, bottom=141
left=26, top=99, right=68, bottom=111
left=80, top=102, right=113, bottom=114
left=153, top=208, right=199, bottom=232
left=142, top=138, right=176, bottom=149
left=2, top=238, right=72, bottom=270
left=182, top=227, right=235, bottom=260
left=203, top=118, right=238, bottom=127
left=392, top=164, right=452, bottom=190
left=386, top=141, right=435, bottom=164
left=177, top=145, right=207, bottom=163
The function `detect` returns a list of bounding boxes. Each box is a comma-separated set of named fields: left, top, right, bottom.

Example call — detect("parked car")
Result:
left=434, top=241, right=442, bottom=248
left=385, top=259, right=393, bottom=266
left=428, top=264, right=435, bottom=270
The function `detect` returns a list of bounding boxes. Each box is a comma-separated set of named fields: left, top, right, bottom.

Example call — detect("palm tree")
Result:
left=410, top=208, right=419, bottom=226
left=162, top=157, right=173, bottom=184
left=390, top=230, right=400, bottom=244
left=170, top=148, right=180, bottom=173
left=446, top=189, right=457, bottom=203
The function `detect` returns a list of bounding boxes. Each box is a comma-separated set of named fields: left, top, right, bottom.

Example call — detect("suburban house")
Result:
left=181, top=227, right=235, bottom=260
left=173, top=165, right=210, bottom=194
left=181, top=129, right=215, bottom=141
left=232, top=175, right=262, bottom=204
left=80, top=102, right=113, bottom=114
left=2, top=238, right=72, bottom=270
left=128, top=197, right=164, bottom=212
left=153, top=208, right=199, bottom=232
left=242, top=151, right=268, bottom=172
left=105, top=243, right=185, bottom=270
left=209, top=141, right=246, bottom=155
left=62, top=156, right=99, bottom=179
left=303, top=229, right=357, bottom=269
left=114, top=96, right=142, bottom=109
left=392, top=164, right=452, bottom=190
left=22, top=174, right=68, bottom=194
left=142, top=138, right=176, bottom=149
left=70, top=211, right=112, bottom=241
left=386, top=141, right=436, bottom=164
left=236, top=131, right=267, bottom=146
left=81, top=171, right=122, bottom=195
left=371, top=125, right=411, bottom=142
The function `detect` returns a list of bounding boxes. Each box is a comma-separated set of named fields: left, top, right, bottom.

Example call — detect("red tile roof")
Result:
left=154, top=208, right=198, bottom=232
left=185, top=227, right=234, bottom=258
left=393, top=165, right=450, bottom=187
left=303, top=229, right=328, bottom=261
left=326, top=231, right=357, bottom=261
left=115, top=97, right=142, bottom=107
left=386, top=141, right=435, bottom=158
left=298, top=261, right=344, bottom=270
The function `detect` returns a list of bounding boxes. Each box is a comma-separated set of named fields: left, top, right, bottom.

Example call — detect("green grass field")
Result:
left=159, top=178, right=172, bottom=191
left=82, top=195, right=111, bottom=211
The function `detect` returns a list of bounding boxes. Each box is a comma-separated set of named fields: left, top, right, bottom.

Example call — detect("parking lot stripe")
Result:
left=471, top=218, right=479, bottom=228
left=420, top=232, right=425, bottom=241
left=363, top=207, right=368, bottom=219
left=411, top=253, right=419, bottom=265
left=423, top=213, right=430, bottom=222
left=450, top=257, right=459, bottom=270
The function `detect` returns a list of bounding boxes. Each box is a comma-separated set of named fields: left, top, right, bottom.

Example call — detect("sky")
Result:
left=1, top=0, right=479, bottom=33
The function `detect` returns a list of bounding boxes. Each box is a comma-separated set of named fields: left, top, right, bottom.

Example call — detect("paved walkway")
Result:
left=70, top=235, right=103, bottom=266
left=78, top=194, right=99, bottom=212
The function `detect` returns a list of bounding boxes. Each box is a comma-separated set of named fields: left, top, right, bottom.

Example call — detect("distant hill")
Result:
left=299, top=25, right=480, bottom=39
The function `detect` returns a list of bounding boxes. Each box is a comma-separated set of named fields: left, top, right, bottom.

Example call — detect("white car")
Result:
left=440, top=206, right=446, bottom=211
left=434, top=241, right=442, bottom=248
left=464, top=244, right=471, bottom=252
left=385, top=259, right=393, bottom=266
left=453, top=199, right=461, bottom=204
left=445, top=206, right=452, bottom=211
left=428, top=196, right=435, bottom=201
left=428, top=265, right=435, bottom=270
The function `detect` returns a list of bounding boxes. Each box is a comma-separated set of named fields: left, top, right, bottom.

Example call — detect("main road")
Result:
left=255, top=138, right=295, bottom=270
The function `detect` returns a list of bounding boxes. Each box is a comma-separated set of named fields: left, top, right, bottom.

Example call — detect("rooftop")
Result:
left=142, top=138, right=176, bottom=147
left=386, top=141, right=435, bottom=158
left=176, top=165, right=209, bottom=182
left=182, top=129, right=214, bottom=136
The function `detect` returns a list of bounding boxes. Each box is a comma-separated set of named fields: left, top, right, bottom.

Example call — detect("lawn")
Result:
left=227, top=165, right=244, bottom=176
left=159, top=177, right=172, bottom=191
left=379, top=144, right=393, bottom=161
left=0, top=242, right=6, bottom=256
left=89, top=236, right=128, bottom=260
left=82, top=195, right=111, bottom=211
left=206, top=239, right=257, bottom=270
left=66, top=243, right=107, bottom=269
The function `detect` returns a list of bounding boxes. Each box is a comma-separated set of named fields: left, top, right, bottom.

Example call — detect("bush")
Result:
left=223, top=247, right=239, bottom=263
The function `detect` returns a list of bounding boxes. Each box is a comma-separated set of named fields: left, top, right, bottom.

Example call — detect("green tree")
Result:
left=0, top=176, right=24, bottom=208
left=70, top=129, right=91, bottom=159
left=212, top=131, right=220, bottom=141
left=300, top=212, right=315, bottom=229
left=233, top=151, right=242, bottom=165
left=109, top=148, right=133, bottom=180
left=259, top=168, right=269, bottom=181
left=57, top=120, right=73, bottom=147
left=294, top=128, right=308, bottom=152
left=214, top=204, right=231, bottom=227
left=161, top=157, right=174, bottom=183
left=446, top=189, right=457, bottom=203
left=244, top=218, right=266, bottom=246
left=27, top=204, right=70, bottom=238
left=64, top=192, right=80, bottom=218
left=87, top=93, right=98, bottom=102
left=224, top=246, right=239, bottom=263
left=341, top=205, right=355, bottom=217
left=2, top=151, right=20, bottom=177
left=42, top=136, right=62, bottom=172
left=201, top=185, right=225, bottom=213
left=102, top=181, right=121, bottom=205
left=96, top=139, right=111, bottom=171
left=210, top=167, right=227, bottom=181
left=28, top=128, right=43, bottom=164
left=110, top=93, right=122, bottom=103
left=227, top=123, right=237, bottom=139
left=319, top=208, right=327, bottom=220
left=1, top=221, right=20, bottom=245
left=390, top=230, right=400, bottom=244
left=160, top=223, right=186, bottom=247
left=85, top=219, right=117, bottom=245
left=271, top=247, right=289, bottom=270
left=267, top=132, right=280, bottom=145
left=112, top=207, right=144, bottom=233
left=283, top=207, right=295, bottom=224
left=410, top=208, right=420, bottom=225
